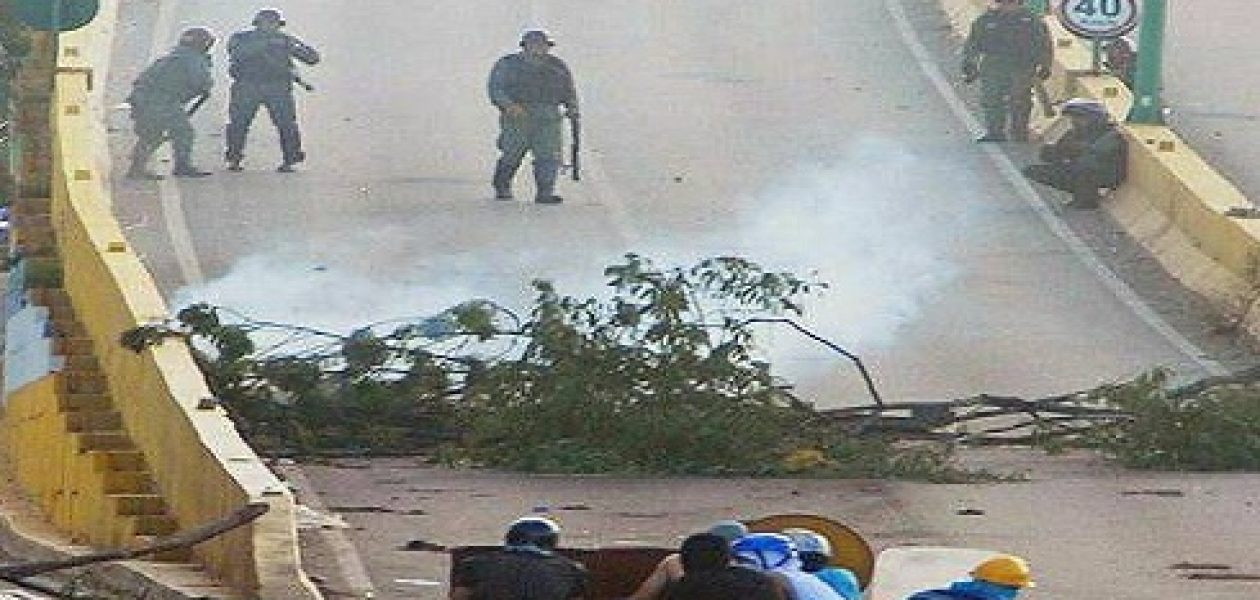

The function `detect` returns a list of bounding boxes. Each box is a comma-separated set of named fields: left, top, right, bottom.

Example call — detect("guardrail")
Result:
left=1, top=22, right=320, bottom=600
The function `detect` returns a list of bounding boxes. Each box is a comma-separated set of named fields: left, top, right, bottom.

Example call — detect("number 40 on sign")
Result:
left=1055, top=0, right=1139, bottom=39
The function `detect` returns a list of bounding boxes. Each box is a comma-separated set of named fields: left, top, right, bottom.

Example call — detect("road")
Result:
left=98, top=0, right=1258, bottom=599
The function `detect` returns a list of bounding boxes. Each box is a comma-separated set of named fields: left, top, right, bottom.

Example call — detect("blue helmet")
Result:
left=732, top=533, right=796, bottom=571
left=505, top=516, right=561, bottom=549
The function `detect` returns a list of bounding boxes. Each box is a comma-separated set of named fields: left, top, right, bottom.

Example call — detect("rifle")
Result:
left=568, top=113, right=581, bottom=182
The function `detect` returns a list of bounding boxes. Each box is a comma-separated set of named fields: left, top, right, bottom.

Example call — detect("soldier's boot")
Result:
left=533, top=159, right=563, bottom=204
left=493, top=159, right=520, bottom=200
left=1009, top=108, right=1033, bottom=142
left=277, top=123, right=305, bottom=173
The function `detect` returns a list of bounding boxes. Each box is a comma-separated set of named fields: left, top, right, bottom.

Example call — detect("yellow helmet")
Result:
left=971, top=554, right=1035, bottom=588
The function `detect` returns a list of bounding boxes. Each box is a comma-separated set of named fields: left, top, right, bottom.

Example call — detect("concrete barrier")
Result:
left=940, top=0, right=1260, bottom=333
left=1, top=11, right=321, bottom=600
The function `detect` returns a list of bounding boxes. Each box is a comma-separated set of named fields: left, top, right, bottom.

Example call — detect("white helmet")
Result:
left=783, top=528, right=832, bottom=557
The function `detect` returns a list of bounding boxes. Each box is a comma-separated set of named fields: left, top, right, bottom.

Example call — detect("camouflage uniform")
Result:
left=225, top=26, right=320, bottom=170
left=962, top=3, right=1052, bottom=141
left=127, top=44, right=213, bottom=176
left=488, top=43, right=578, bottom=202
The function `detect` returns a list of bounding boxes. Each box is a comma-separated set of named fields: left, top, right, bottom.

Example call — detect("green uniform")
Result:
left=487, top=51, right=578, bottom=201
left=1023, top=121, right=1127, bottom=208
left=963, top=6, right=1052, bottom=140
left=127, top=45, right=213, bottom=174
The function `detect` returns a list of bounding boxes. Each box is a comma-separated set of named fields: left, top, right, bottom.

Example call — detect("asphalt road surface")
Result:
left=99, top=1, right=1260, bottom=599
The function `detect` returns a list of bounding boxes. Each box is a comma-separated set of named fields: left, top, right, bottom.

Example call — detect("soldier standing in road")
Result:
left=449, top=516, right=588, bottom=600
left=225, top=9, right=320, bottom=173
left=962, top=0, right=1052, bottom=142
left=488, top=29, right=579, bottom=204
left=125, top=27, right=216, bottom=180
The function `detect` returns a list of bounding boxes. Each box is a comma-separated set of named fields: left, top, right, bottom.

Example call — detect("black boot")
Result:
left=172, top=164, right=212, bottom=178
left=493, top=158, right=519, bottom=200
left=533, top=159, right=562, bottom=204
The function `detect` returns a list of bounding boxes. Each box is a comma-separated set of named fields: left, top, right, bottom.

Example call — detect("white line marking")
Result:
left=885, top=0, right=1226, bottom=376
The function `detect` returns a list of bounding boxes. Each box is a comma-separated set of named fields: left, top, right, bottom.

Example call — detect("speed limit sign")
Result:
left=1056, top=0, right=1139, bottom=39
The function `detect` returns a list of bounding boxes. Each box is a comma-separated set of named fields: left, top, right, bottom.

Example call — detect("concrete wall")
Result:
left=0, top=9, right=322, bottom=600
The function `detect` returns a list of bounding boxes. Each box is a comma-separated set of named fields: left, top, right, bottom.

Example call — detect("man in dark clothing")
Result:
left=1022, top=97, right=1127, bottom=209
left=126, top=27, right=216, bottom=179
left=449, top=517, right=587, bottom=600
left=667, top=533, right=784, bottom=600
left=487, top=29, right=579, bottom=204
left=225, top=8, right=320, bottom=173
left=962, top=0, right=1053, bottom=142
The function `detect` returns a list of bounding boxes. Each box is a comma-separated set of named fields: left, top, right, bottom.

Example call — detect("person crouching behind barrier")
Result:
left=628, top=520, right=750, bottom=600
left=782, top=529, right=861, bottom=600
left=906, top=554, right=1034, bottom=600
left=1022, top=98, right=1127, bottom=209
left=731, top=533, right=843, bottom=600
left=667, top=533, right=784, bottom=600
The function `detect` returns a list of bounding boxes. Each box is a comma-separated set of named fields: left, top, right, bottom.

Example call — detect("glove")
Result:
left=1035, top=64, right=1052, bottom=80
left=961, top=62, right=979, bottom=84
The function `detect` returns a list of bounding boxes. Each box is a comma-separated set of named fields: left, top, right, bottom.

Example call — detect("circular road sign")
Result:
left=1056, top=0, right=1139, bottom=39
left=13, top=0, right=101, bottom=32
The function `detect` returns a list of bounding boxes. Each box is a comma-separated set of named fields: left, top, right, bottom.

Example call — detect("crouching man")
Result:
left=1022, top=98, right=1127, bottom=209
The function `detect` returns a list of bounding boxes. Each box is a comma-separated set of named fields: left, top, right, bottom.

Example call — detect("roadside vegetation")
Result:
left=124, top=254, right=1260, bottom=477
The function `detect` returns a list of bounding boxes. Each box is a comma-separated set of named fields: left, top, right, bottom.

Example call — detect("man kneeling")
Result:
left=1022, top=98, right=1127, bottom=209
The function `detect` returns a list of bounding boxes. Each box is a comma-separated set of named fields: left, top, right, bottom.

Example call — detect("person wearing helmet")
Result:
left=1022, top=97, right=1127, bottom=209
left=961, top=0, right=1053, bottom=142
left=449, top=516, right=588, bottom=600
left=782, top=529, right=861, bottom=600
left=627, top=520, right=750, bottom=600
left=225, top=9, right=320, bottom=173
left=731, top=533, right=843, bottom=600
left=487, top=29, right=579, bottom=204
left=906, top=554, right=1034, bottom=600
left=667, top=532, right=785, bottom=600
left=125, top=27, right=216, bottom=179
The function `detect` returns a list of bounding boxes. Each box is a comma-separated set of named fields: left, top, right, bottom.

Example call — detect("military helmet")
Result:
left=520, top=29, right=556, bottom=47
left=178, top=27, right=216, bottom=51
left=706, top=520, right=749, bottom=544
left=505, top=516, right=561, bottom=549
left=253, top=8, right=286, bottom=27
left=1061, top=97, right=1109, bottom=120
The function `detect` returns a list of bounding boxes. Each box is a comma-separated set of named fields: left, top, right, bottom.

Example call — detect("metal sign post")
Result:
left=1055, top=0, right=1140, bottom=77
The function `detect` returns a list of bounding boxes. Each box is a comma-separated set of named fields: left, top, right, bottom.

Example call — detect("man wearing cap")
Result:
left=1022, top=98, right=1127, bottom=209
left=907, top=554, right=1035, bottom=599
left=225, top=8, right=320, bottom=173
left=487, top=29, right=579, bottom=204
left=962, top=0, right=1053, bottom=142
left=125, top=27, right=216, bottom=180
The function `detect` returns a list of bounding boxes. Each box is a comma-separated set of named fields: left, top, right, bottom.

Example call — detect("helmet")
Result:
left=782, top=528, right=832, bottom=557
left=519, top=29, right=556, bottom=47
left=706, top=520, right=749, bottom=543
left=505, top=516, right=561, bottom=549
left=178, top=27, right=216, bottom=51
left=731, top=533, right=796, bottom=571
left=971, top=554, right=1035, bottom=589
left=252, top=8, right=286, bottom=27
left=1060, top=98, right=1109, bottom=120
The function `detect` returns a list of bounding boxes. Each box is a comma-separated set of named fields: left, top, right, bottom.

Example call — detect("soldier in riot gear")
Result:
left=126, top=27, right=216, bottom=180
left=225, top=9, right=320, bottom=173
left=1023, top=98, right=1127, bottom=209
left=962, top=0, right=1053, bottom=142
left=487, top=29, right=579, bottom=204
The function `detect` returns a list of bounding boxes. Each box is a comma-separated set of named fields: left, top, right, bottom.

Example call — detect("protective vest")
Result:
left=129, top=46, right=211, bottom=105
left=228, top=29, right=318, bottom=84
left=489, top=54, right=574, bottom=107
left=969, top=9, right=1048, bottom=66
